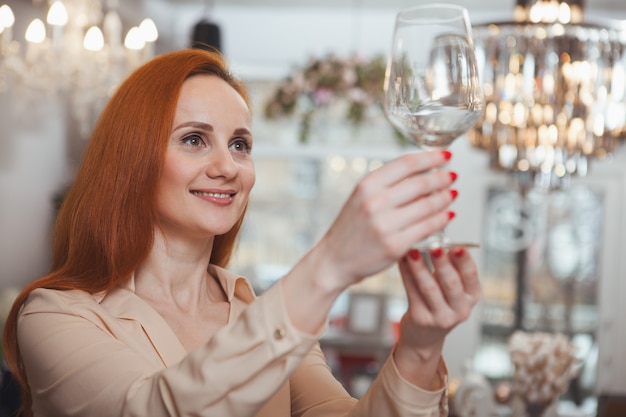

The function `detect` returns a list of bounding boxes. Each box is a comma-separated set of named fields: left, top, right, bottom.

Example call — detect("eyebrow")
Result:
left=172, top=121, right=251, bottom=136
left=172, top=121, right=214, bottom=132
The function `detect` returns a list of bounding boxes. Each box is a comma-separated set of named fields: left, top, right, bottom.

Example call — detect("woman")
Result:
left=3, top=48, right=480, bottom=417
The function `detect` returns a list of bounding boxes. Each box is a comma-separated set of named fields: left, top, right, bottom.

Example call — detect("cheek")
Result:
left=161, top=156, right=192, bottom=189
left=242, top=164, right=256, bottom=192
left=248, top=168, right=256, bottom=188
left=156, top=159, right=194, bottom=214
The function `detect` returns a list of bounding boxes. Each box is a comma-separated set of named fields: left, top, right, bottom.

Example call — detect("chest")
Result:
left=150, top=300, right=231, bottom=352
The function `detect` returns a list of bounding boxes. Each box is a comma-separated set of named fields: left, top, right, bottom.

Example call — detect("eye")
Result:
left=229, top=138, right=252, bottom=154
left=181, top=134, right=205, bottom=147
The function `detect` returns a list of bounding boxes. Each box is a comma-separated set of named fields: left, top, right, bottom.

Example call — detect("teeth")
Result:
left=191, top=191, right=232, bottom=198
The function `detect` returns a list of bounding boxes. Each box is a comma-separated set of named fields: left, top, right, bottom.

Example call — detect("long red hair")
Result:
left=2, top=48, right=251, bottom=415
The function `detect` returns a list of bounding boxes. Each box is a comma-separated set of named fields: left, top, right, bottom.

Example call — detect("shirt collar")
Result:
left=208, top=264, right=256, bottom=303
left=94, top=264, right=256, bottom=366
left=95, top=264, right=257, bottom=305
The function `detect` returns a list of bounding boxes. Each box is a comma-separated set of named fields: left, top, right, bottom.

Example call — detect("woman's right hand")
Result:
left=313, top=149, right=458, bottom=291
left=282, top=150, right=458, bottom=334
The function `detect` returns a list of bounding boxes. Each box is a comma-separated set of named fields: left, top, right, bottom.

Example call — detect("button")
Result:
left=273, top=327, right=286, bottom=340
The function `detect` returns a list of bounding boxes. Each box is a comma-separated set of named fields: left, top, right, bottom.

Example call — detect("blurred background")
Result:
left=1, top=0, right=626, bottom=416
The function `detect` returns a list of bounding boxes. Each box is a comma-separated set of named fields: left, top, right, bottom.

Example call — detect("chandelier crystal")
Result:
left=0, top=0, right=158, bottom=137
left=468, top=0, right=626, bottom=190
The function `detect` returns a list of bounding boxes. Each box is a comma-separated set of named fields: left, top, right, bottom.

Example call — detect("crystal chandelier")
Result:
left=0, top=0, right=158, bottom=137
left=469, top=0, right=626, bottom=190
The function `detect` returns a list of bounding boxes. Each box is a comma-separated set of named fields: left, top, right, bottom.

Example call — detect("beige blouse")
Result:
left=17, top=265, right=448, bottom=417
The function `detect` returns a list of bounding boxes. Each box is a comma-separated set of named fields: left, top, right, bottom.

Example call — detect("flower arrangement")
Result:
left=508, top=331, right=580, bottom=416
left=263, top=53, right=387, bottom=144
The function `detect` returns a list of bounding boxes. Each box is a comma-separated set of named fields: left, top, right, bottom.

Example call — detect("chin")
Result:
left=202, top=224, right=237, bottom=237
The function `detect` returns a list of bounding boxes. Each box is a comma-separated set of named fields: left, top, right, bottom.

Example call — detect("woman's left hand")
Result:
left=393, top=246, right=481, bottom=389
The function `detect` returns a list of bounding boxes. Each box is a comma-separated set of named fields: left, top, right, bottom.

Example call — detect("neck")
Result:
left=133, top=230, right=220, bottom=310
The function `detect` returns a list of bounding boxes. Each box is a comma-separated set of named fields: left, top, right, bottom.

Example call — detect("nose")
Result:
left=204, top=146, right=238, bottom=180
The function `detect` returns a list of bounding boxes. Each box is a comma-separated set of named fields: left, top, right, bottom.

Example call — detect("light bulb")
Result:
left=25, top=19, right=46, bottom=44
left=83, top=26, right=104, bottom=51
left=47, top=1, right=68, bottom=27
left=0, top=5, right=15, bottom=28
left=139, top=18, right=158, bottom=42
left=124, top=26, right=145, bottom=50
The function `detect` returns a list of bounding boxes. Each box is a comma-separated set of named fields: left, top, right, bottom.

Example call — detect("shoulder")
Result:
left=20, top=288, right=103, bottom=317
left=16, top=288, right=114, bottom=350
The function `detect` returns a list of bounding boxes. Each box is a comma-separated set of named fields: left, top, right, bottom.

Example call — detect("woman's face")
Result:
left=157, top=74, right=255, bottom=240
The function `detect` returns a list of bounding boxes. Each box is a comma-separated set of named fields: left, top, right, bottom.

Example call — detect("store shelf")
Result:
left=251, top=142, right=406, bottom=160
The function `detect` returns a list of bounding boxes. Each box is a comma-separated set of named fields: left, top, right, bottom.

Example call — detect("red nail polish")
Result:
left=409, top=249, right=421, bottom=261
left=441, top=150, right=452, bottom=160
left=450, top=189, right=458, bottom=200
left=449, top=171, right=458, bottom=182
left=448, top=211, right=456, bottom=220
left=430, top=247, right=444, bottom=258
left=452, top=247, right=465, bottom=258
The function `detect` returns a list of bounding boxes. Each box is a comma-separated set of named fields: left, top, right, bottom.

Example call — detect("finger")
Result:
left=372, top=187, right=454, bottom=235
left=391, top=170, right=457, bottom=209
left=449, top=247, right=482, bottom=300
left=378, top=189, right=457, bottom=244
left=428, top=248, right=468, bottom=309
left=360, top=176, right=456, bottom=247
left=362, top=150, right=452, bottom=192
left=352, top=185, right=456, bottom=260
left=368, top=209, right=454, bottom=263
left=398, top=257, right=438, bottom=324
left=390, top=208, right=455, bottom=252
left=399, top=249, right=448, bottom=313
left=397, top=188, right=456, bottom=223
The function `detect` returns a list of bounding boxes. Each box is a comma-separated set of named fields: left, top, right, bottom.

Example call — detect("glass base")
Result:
left=412, top=233, right=480, bottom=250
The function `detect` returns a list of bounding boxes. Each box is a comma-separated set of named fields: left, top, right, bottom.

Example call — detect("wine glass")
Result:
left=383, top=3, right=484, bottom=249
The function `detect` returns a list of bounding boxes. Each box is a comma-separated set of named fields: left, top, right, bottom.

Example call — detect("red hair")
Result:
left=2, top=48, right=250, bottom=415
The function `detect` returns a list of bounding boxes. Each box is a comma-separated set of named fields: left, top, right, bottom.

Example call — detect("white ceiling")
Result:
left=152, top=0, right=626, bottom=79
left=186, top=0, right=626, bottom=13
left=163, top=0, right=626, bottom=27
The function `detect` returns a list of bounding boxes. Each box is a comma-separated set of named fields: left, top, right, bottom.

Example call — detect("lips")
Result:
left=190, top=191, right=234, bottom=198
left=189, top=190, right=237, bottom=207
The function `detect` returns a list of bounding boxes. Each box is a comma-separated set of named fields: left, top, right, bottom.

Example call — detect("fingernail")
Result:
left=441, top=150, right=452, bottom=160
left=450, top=189, right=458, bottom=200
left=409, top=249, right=421, bottom=261
left=452, top=247, right=465, bottom=258
left=430, top=247, right=444, bottom=259
left=449, top=171, right=458, bottom=182
left=448, top=211, right=456, bottom=220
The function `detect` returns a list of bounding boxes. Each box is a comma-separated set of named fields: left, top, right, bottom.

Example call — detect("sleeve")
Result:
left=289, top=344, right=449, bottom=417
left=17, top=283, right=319, bottom=417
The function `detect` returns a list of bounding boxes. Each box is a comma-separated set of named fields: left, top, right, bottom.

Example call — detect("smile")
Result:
left=190, top=191, right=234, bottom=198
